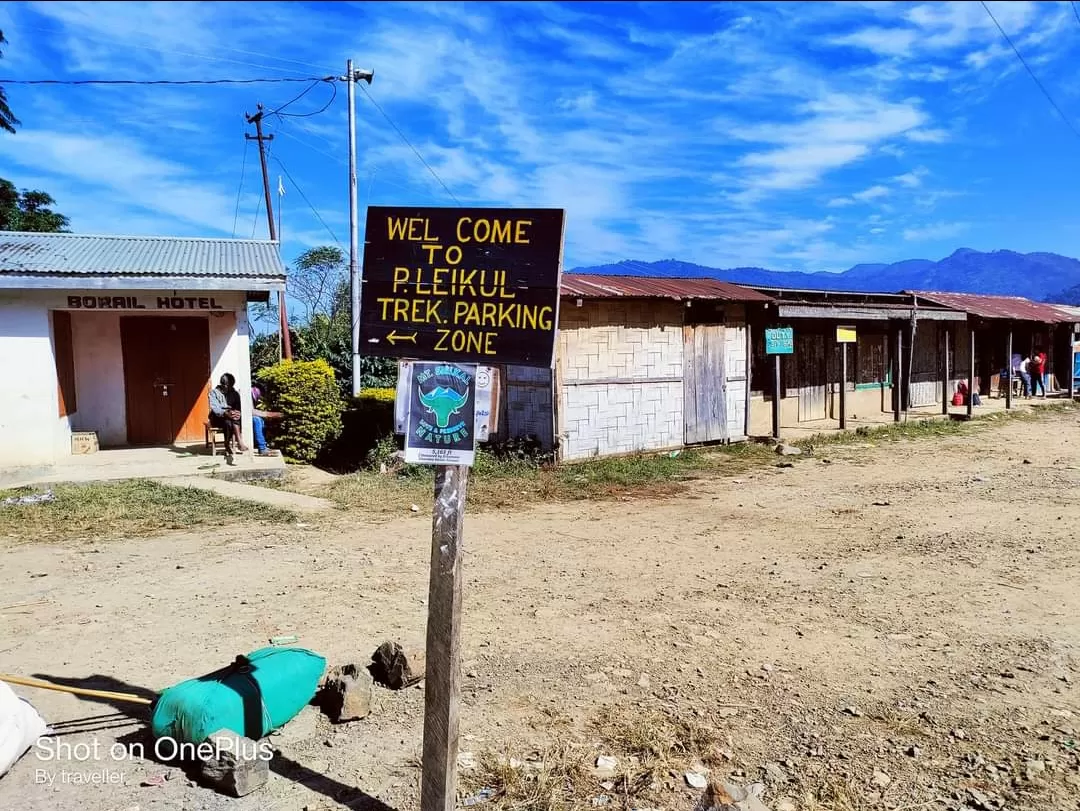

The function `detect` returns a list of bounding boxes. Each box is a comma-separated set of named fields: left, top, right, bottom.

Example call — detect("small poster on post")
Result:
left=404, top=362, right=478, bottom=466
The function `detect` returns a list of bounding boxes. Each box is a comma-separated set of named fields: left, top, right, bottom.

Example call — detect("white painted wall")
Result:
left=210, top=310, right=252, bottom=448
left=0, top=298, right=62, bottom=468
left=71, top=313, right=126, bottom=446
left=0, top=289, right=254, bottom=469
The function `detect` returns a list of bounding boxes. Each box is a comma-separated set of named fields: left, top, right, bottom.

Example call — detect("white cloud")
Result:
left=829, top=27, right=918, bottom=57
left=728, top=93, right=927, bottom=197
left=824, top=0, right=1048, bottom=69
left=853, top=184, right=890, bottom=202
left=902, top=221, right=969, bottom=241
left=894, top=167, right=928, bottom=187
left=906, top=128, right=949, bottom=143
left=1, top=0, right=1066, bottom=273
left=0, top=128, right=239, bottom=234
left=907, top=65, right=950, bottom=82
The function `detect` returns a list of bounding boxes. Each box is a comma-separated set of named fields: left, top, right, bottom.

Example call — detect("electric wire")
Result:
left=231, top=135, right=250, bottom=238
left=980, top=0, right=1080, bottom=140
left=273, top=155, right=343, bottom=247
left=0, top=76, right=334, bottom=86
left=274, top=80, right=338, bottom=119
left=358, top=83, right=461, bottom=204
left=266, top=76, right=337, bottom=117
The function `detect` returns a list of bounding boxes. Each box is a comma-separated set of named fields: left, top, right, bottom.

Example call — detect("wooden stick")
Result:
left=0, top=674, right=154, bottom=705
left=0, top=599, right=49, bottom=611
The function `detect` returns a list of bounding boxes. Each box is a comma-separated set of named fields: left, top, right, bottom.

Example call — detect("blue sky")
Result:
left=1, top=0, right=1080, bottom=277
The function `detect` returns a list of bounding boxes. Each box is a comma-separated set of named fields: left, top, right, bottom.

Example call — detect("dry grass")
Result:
left=0, top=479, right=294, bottom=543
left=284, top=402, right=1080, bottom=517
left=324, top=443, right=777, bottom=515
left=462, top=705, right=732, bottom=811
left=801, top=781, right=874, bottom=811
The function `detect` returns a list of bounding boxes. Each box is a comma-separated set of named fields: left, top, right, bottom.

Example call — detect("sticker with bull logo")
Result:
left=404, top=362, right=478, bottom=466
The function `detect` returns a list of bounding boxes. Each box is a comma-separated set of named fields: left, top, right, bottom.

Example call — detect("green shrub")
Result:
left=316, top=385, right=399, bottom=472
left=257, top=359, right=344, bottom=463
left=360, top=386, right=395, bottom=403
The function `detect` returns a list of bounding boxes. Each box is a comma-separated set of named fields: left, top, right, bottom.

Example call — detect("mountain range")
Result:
left=571, top=249, right=1080, bottom=304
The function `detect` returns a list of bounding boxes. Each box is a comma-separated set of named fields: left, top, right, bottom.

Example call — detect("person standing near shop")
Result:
left=1031, top=349, right=1047, bottom=397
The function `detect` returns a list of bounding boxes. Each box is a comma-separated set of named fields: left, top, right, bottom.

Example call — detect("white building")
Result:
left=0, top=232, right=286, bottom=477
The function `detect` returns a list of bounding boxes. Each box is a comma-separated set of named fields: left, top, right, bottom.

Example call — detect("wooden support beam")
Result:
left=893, top=327, right=902, bottom=423
left=1006, top=329, right=1013, bottom=410
left=942, top=327, right=950, bottom=415
left=839, top=341, right=848, bottom=430
left=968, top=328, right=975, bottom=419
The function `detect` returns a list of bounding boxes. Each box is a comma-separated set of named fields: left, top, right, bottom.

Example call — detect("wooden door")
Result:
left=909, top=324, right=939, bottom=407
left=798, top=333, right=827, bottom=421
left=121, top=317, right=211, bottom=445
left=684, top=323, right=728, bottom=444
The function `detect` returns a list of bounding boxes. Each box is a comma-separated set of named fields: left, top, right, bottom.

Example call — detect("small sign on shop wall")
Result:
left=765, top=327, right=794, bottom=355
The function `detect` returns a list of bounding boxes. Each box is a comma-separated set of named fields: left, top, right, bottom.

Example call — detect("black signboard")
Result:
left=359, top=206, right=565, bottom=366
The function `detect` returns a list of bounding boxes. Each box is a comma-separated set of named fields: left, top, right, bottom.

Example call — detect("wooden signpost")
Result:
left=360, top=206, right=565, bottom=811
left=765, top=327, right=793, bottom=439
left=836, top=326, right=856, bottom=429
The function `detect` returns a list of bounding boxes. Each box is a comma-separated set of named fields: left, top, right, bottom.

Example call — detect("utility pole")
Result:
left=345, top=61, right=374, bottom=396
left=246, top=103, right=293, bottom=361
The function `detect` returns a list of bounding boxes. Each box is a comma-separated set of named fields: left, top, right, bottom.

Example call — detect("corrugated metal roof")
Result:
left=561, top=273, right=772, bottom=302
left=908, top=290, right=1072, bottom=323
left=0, top=232, right=287, bottom=279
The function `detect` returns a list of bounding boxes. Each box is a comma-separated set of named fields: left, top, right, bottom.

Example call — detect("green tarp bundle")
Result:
left=150, top=647, right=326, bottom=744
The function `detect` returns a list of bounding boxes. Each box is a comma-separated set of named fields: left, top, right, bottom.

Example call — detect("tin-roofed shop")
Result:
left=500, top=274, right=772, bottom=460
left=744, top=288, right=968, bottom=434
left=0, top=232, right=286, bottom=474
left=907, top=291, right=1073, bottom=406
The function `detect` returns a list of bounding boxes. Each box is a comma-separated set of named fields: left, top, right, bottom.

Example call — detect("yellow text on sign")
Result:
left=836, top=326, right=857, bottom=344
left=385, top=216, right=533, bottom=245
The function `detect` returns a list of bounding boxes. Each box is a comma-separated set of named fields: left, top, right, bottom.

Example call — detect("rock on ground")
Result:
left=319, top=663, right=374, bottom=722
left=695, top=779, right=771, bottom=811
left=193, top=729, right=269, bottom=798
left=370, top=641, right=425, bottom=689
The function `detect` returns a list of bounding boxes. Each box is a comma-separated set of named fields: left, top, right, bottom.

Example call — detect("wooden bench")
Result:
left=204, top=420, right=227, bottom=456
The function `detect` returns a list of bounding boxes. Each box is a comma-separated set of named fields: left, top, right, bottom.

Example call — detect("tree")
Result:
left=0, top=179, right=70, bottom=232
left=247, top=245, right=397, bottom=394
left=0, top=31, right=19, bottom=134
left=290, top=246, right=347, bottom=333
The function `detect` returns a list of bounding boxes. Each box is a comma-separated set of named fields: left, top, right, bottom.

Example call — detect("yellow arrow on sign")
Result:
left=386, top=330, right=418, bottom=345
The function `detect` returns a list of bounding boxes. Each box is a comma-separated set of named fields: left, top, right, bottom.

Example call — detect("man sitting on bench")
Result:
left=208, top=373, right=247, bottom=461
left=250, top=385, right=282, bottom=457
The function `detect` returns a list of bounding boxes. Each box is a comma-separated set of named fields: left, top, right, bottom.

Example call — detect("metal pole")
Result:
left=1006, top=329, right=1013, bottom=409
left=347, top=59, right=362, bottom=397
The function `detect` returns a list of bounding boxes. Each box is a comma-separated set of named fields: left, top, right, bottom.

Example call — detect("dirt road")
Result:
left=2, top=413, right=1079, bottom=811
